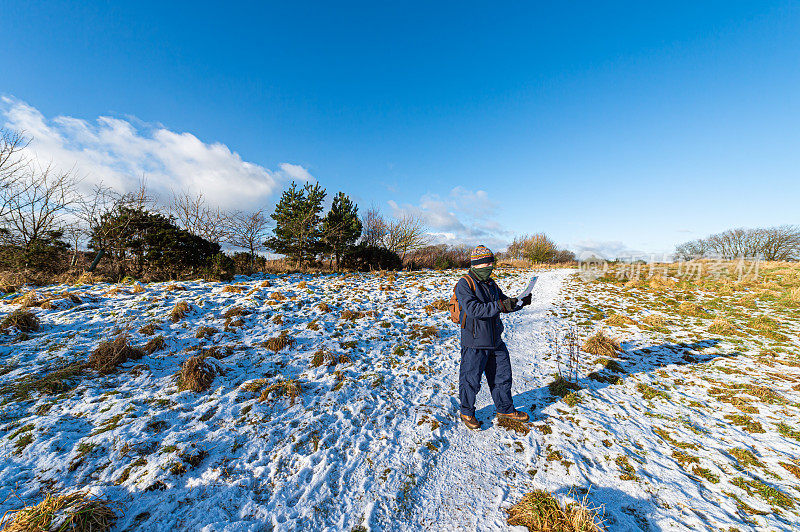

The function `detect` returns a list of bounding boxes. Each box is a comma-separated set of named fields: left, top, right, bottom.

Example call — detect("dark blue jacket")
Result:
left=455, top=271, right=511, bottom=349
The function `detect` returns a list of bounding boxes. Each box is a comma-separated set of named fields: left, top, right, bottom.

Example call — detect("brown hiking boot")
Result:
left=497, top=410, right=530, bottom=422
left=460, top=414, right=482, bottom=430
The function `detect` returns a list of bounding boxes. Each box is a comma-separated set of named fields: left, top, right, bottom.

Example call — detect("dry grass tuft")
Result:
left=424, top=299, right=450, bottom=315
left=1, top=309, right=40, bottom=333
left=143, top=335, right=166, bottom=355
left=581, top=331, right=621, bottom=358
left=648, top=274, right=676, bottom=290
left=548, top=375, right=582, bottom=397
left=604, top=314, right=636, bottom=327
left=297, top=281, right=307, bottom=289
left=789, top=287, right=800, bottom=303
left=708, top=317, right=736, bottom=335
left=223, top=306, right=250, bottom=319
left=410, top=324, right=439, bottom=341
left=12, top=290, right=42, bottom=308
left=0, top=491, right=117, bottom=532
left=642, top=314, right=668, bottom=328
left=258, top=379, right=301, bottom=404
left=165, top=284, right=187, bottom=291
left=2, top=363, right=84, bottom=401
left=195, top=326, right=218, bottom=339
left=131, top=283, right=145, bottom=294
left=261, top=332, right=296, bottom=352
left=221, top=285, right=244, bottom=293
left=241, top=378, right=268, bottom=393
left=177, top=355, right=215, bottom=392
left=678, top=302, right=705, bottom=317
left=497, top=416, right=530, bottom=435
left=311, top=349, right=350, bottom=368
left=103, top=287, right=126, bottom=297
left=270, top=292, right=287, bottom=301
left=317, top=302, right=331, bottom=312
left=750, top=315, right=777, bottom=331
left=260, top=279, right=272, bottom=288
left=88, top=334, right=144, bottom=375
left=169, top=301, right=191, bottom=322
left=506, top=490, right=604, bottom=532
left=340, top=309, right=364, bottom=321
left=138, top=322, right=159, bottom=336
left=0, top=273, right=20, bottom=294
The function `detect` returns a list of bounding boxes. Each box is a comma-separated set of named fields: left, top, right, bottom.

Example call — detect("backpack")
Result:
left=449, top=274, right=476, bottom=326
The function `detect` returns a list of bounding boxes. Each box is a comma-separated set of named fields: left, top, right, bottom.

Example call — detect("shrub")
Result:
left=1, top=309, right=40, bottom=333
left=506, top=490, right=604, bottom=532
left=89, top=335, right=144, bottom=375
left=177, top=355, right=215, bottom=392
left=0, top=491, right=117, bottom=532
left=404, top=244, right=471, bottom=270
left=342, top=244, right=402, bottom=271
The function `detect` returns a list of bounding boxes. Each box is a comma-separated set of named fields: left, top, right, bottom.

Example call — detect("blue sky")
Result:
left=2, top=1, right=799, bottom=257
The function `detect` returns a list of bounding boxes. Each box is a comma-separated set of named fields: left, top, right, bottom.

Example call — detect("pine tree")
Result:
left=265, top=182, right=326, bottom=268
left=322, top=192, right=362, bottom=271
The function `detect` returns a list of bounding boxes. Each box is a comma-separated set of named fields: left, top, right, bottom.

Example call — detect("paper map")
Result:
left=515, top=276, right=538, bottom=308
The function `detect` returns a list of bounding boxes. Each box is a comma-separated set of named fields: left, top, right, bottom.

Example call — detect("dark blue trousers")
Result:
left=459, top=343, right=514, bottom=417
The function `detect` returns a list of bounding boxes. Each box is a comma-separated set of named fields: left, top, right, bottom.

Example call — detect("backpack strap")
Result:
left=459, top=274, right=476, bottom=328
left=462, top=274, right=476, bottom=292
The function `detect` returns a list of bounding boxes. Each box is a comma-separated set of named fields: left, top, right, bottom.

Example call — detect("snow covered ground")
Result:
left=0, top=268, right=798, bottom=531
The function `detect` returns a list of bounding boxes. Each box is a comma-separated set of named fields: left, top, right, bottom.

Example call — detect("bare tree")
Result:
left=4, top=162, right=80, bottom=264
left=675, top=225, right=800, bottom=261
left=674, top=239, right=710, bottom=261
left=0, top=128, right=31, bottom=219
left=360, top=205, right=387, bottom=247
left=170, top=190, right=225, bottom=244
left=385, top=214, right=429, bottom=261
left=223, top=209, right=271, bottom=271
left=759, top=225, right=800, bottom=261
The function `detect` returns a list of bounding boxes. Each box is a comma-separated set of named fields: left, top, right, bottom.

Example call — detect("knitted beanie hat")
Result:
left=470, top=245, right=494, bottom=267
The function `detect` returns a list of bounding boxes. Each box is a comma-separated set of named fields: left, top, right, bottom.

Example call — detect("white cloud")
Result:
left=278, top=163, right=315, bottom=182
left=388, top=187, right=508, bottom=250
left=570, top=239, right=652, bottom=261
left=1, top=96, right=312, bottom=210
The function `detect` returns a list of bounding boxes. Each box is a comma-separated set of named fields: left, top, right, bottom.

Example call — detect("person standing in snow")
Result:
left=455, top=245, right=532, bottom=430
